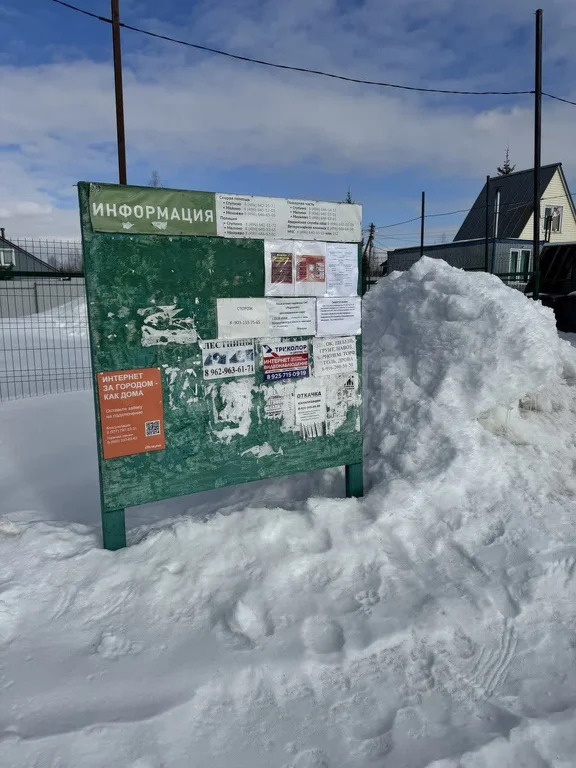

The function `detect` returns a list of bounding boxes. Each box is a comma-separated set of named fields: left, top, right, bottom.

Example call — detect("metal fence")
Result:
left=6, top=238, right=84, bottom=274
left=0, top=271, right=91, bottom=401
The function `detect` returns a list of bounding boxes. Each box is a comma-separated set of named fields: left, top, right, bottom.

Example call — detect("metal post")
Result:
left=484, top=175, right=490, bottom=272
left=111, top=0, right=127, bottom=185
left=420, top=191, right=425, bottom=260
left=345, top=463, right=364, bottom=498
left=533, top=9, right=543, bottom=300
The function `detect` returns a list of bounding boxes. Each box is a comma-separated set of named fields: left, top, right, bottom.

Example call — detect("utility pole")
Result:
left=112, top=0, right=127, bottom=184
left=362, top=222, right=375, bottom=294
left=484, top=175, right=491, bottom=272
left=420, top=191, right=425, bottom=260
left=533, top=9, right=543, bottom=299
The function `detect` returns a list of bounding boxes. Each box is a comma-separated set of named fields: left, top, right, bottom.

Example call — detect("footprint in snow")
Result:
left=301, top=616, right=345, bottom=655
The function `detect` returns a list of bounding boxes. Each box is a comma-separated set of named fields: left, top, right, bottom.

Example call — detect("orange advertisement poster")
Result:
left=97, top=367, right=166, bottom=460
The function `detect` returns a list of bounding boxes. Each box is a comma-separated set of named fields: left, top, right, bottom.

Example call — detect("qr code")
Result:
left=145, top=420, right=161, bottom=437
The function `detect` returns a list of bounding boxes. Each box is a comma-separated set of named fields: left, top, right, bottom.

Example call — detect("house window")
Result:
left=510, top=248, right=531, bottom=276
left=0, top=249, right=15, bottom=267
left=544, top=205, right=563, bottom=234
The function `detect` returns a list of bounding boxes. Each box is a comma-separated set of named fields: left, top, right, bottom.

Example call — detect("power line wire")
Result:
left=543, top=91, right=576, bottom=107
left=369, top=190, right=576, bottom=231
left=50, top=0, right=534, bottom=96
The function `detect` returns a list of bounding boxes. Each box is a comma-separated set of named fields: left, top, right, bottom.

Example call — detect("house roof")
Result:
left=0, top=236, right=58, bottom=272
left=454, top=163, right=572, bottom=241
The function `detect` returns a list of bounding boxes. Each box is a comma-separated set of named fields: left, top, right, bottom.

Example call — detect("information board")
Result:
left=79, top=182, right=363, bottom=549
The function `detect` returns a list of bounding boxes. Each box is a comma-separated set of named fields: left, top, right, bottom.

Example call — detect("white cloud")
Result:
left=1, top=0, right=576, bottom=237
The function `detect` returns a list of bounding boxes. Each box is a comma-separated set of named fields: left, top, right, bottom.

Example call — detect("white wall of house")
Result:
left=518, top=169, right=576, bottom=242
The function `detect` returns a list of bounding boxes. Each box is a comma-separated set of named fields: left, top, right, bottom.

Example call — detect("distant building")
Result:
left=0, top=230, right=58, bottom=275
left=388, top=163, right=576, bottom=278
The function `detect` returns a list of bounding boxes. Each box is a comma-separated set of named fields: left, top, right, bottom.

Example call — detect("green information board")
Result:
left=79, top=182, right=364, bottom=549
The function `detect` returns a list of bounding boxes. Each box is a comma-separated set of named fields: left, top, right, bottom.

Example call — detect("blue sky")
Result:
left=1, top=0, right=575, bottom=245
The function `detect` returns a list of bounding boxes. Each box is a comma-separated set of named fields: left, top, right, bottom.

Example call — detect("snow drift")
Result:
left=2, top=258, right=576, bottom=767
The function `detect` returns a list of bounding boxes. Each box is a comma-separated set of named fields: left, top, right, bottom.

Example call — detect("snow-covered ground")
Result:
left=0, top=297, right=90, bottom=400
left=2, top=258, right=576, bottom=767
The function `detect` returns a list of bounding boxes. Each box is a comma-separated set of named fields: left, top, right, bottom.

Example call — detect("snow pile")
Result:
left=2, top=259, right=576, bottom=767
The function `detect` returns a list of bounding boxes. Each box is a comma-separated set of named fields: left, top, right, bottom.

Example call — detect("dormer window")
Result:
left=544, top=205, right=563, bottom=234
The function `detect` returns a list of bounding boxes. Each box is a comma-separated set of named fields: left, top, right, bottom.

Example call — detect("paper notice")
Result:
left=267, top=297, right=316, bottom=336
left=313, top=336, right=357, bottom=377
left=316, top=297, right=362, bottom=336
left=325, top=242, right=358, bottom=296
left=97, top=367, right=165, bottom=459
left=217, top=298, right=269, bottom=339
left=326, top=372, right=359, bottom=435
left=201, top=339, right=255, bottom=380
left=294, top=241, right=326, bottom=297
left=264, top=240, right=294, bottom=296
left=263, top=382, right=295, bottom=424
left=261, top=341, right=309, bottom=382
left=295, top=378, right=326, bottom=438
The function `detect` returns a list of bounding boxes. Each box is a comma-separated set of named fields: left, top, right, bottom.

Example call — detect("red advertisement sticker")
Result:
left=97, top=367, right=166, bottom=459
left=262, top=342, right=309, bottom=382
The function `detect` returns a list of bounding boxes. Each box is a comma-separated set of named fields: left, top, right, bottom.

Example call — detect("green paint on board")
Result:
left=79, top=182, right=363, bottom=516
left=89, top=182, right=217, bottom=237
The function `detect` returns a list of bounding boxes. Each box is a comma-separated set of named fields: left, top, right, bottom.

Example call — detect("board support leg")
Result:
left=345, top=462, right=364, bottom=498
left=102, top=508, right=126, bottom=550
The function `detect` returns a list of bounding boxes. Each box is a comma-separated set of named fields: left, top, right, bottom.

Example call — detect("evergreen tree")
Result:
left=497, top=147, right=516, bottom=176
left=344, top=187, right=354, bottom=204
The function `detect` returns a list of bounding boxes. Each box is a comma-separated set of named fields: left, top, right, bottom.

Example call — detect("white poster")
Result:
left=294, top=241, right=327, bottom=297
left=201, top=339, right=255, bottom=380
left=267, top=298, right=316, bottom=336
left=295, top=378, right=326, bottom=439
left=215, top=194, right=362, bottom=242
left=217, top=298, right=269, bottom=339
left=263, top=382, right=296, bottom=424
left=264, top=241, right=294, bottom=296
left=326, top=373, right=360, bottom=435
left=325, top=243, right=358, bottom=296
left=316, top=297, right=362, bottom=336
left=313, top=336, right=357, bottom=377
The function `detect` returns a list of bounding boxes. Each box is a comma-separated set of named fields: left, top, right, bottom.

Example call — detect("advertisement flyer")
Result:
left=97, top=367, right=165, bottom=459
left=294, top=241, right=326, bottom=297
left=267, top=297, right=316, bottom=336
left=326, top=373, right=359, bottom=435
left=313, top=336, right=357, bottom=377
left=216, top=298, right=269, bottom=339
left=316, top=297, right=362, bottom=336
left=264, top=240, right=294, bottom=296
left=201, top=339, right=255, bottom=380
left=261, top=341, right=309, bottom=382
left=325, top=242, right=359, bottom=296
left=263, top=382, right=296, bottom=423
left=295, top=378, right=326, bottom=438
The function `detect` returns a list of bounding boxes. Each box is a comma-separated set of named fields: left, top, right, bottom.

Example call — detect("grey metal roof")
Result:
left=454, top=163, right=561, bottom=241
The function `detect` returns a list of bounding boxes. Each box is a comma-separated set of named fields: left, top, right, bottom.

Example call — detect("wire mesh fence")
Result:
left=0, top=273, right=91, bottom=401
left=1, top=238, right=84, bottom=274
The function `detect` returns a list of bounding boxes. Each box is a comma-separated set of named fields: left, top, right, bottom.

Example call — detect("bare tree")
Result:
left=149, top=170, right=162, bottom=187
